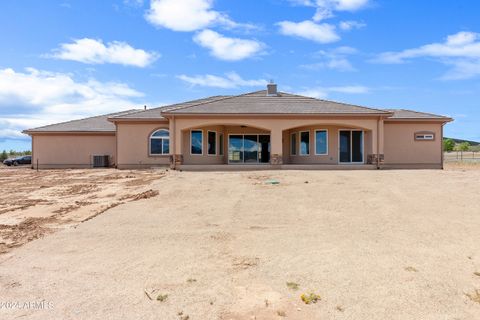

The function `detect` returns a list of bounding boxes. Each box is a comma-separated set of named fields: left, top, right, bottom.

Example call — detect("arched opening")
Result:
left=283, top=123, right=372, bottom=165
left=149, top=129, right=170, bottom=155
left=180, top=124, right=271, bottom=165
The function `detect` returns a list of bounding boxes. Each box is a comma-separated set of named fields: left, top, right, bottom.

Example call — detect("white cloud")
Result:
left=277, top=20, right=339, bottom=43
left=289, top=0, right=370, bottom=21
left=177, top=72, right=266, bottom=88
left=0, top=68, right=145, bottom=140
left=279, top=0, right=369, bottom=43
left=301, top=46, right=357, bottom=71
left=339, top=20, right=366, bottom=31
left=299, top=85, right=369, bottom=99
left=49, top=38, right=159, bottom=67
left=193, top=29, right=264, bottom=61
left=145, top=0, right=256, bottom=32
left=373, top=31, right=480, bottom=80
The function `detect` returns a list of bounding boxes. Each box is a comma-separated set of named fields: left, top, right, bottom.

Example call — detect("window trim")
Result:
left=207, top=130, right=217, bottom=156
left=314, top=129, right=328, bottom=155
left=414, top=132, right=435, bottom=141
left=190, top=129, right=203, bottom=156
left=219, top=133, right=224, bottom=156
left=290, top=132, right=297, bottom=156
left=299, top=130, right=310, bottom=156
left=149, top=128, right=170, bottom=156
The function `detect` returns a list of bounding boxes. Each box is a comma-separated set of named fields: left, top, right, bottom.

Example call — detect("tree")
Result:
left=0, top=150, right=8, bottom=162
left=458, top=142, right=470, bottom=152
left=443, top=139, right=455, bottom=152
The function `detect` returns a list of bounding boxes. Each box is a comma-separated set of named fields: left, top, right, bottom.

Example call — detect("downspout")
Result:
left=114, top=123, right=118, bottom=169
left=170, top=115, right=177, bottom=170
left=441, top=123, right=444, bottom=169
left=376, top=117, right=380, bottom=169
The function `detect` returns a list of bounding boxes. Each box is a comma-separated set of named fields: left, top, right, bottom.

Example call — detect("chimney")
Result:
left=266, top=81, right=277, bottom=96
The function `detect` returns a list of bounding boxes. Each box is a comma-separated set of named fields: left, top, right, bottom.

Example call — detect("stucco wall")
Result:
left=32, top=134, right=116, bottom=168
left=116, top=122, right=170, bottom=169
left=383, top=122, right=442, bottom=166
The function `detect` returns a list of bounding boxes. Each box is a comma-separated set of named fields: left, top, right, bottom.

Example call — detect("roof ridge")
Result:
left=27, top=109, right=139, bottom=131
left=161, top=92, right=260, bottom=114
left=160, top=95, right=231, bottom=113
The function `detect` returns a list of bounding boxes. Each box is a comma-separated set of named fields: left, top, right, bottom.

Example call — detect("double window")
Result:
left=291, top=130, right=329, bottom=156
left=415, top=132, right=434, bottom=140
left=150, top=129, right=170, bottom=155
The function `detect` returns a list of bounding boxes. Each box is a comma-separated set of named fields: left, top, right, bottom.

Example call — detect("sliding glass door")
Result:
left=228, top=134, right=270, bottom=164
left=339, top=130, right=364, bottom=163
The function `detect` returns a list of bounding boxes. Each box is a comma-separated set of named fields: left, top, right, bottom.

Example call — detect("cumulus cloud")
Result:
left=280, top=0, right=369, bottom=43
left=145, top=0, right=256, bottom=32
left=0, top=68, right=145, bottom=141
left=193, top=29, right=264, bottom=61
left=298, top=85, right=369, bottom=99
left=177, top=72, right=266, bottom=88
left=373, top=31, right=480, bottom=80
left=49, top=38, right=159, bottom=67
left=277, top=20, right=340, bottom=43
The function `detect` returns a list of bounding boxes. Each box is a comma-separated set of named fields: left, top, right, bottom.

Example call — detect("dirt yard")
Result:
left=0, top=167, right=164, bottom=254
left=0, top=164, right=480, bottom=319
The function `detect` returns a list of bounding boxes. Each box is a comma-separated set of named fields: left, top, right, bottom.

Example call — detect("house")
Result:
left=23, top=83, right=452, bottom=170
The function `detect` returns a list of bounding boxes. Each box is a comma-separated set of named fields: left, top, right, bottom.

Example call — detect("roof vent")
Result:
left=266, top=81, right=278, bottom=96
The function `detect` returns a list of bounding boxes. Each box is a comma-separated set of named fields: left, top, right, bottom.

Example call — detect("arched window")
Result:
left=150, top=129, right=169, bottom=155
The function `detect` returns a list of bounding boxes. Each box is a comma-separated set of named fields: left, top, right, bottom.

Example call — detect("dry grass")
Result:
left=465, top=290, right=480, bottom=304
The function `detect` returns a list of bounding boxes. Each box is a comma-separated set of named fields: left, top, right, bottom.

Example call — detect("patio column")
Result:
left=170, top=116, right=183, bottom=168
left=270, top=127, right=283, bottom=165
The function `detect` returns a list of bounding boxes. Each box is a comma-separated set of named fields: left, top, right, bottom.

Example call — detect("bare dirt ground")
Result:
left=0, top=167, right=164, bottom=254
left=0, top=164, right=480, bottom=319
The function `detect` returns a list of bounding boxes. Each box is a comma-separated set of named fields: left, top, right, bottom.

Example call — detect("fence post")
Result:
left=36, top=159, right=39, bottom=172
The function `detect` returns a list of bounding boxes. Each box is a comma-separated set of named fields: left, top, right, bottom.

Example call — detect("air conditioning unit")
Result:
left=92, top=155, right=110, bottom=168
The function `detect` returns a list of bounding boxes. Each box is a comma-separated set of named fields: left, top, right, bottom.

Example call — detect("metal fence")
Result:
left=444, top=151, right=480, bottom=163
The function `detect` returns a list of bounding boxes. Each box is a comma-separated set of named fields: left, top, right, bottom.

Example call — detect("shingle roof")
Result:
left=385, top=109, right=451, bottom=120
left=110, top=96, right=230, bottom=119
left=24, top=109, right=139, bottom=133
left=162, top=90, right=391, bottom=115
left=23, top=91, right=452, bottom=134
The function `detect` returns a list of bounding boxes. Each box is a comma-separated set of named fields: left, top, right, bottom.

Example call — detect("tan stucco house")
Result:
left=24, top=84, right=452, bottom=170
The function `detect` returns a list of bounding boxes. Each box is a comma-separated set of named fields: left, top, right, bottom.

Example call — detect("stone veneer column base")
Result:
left=170, top=154, right=183, bottom=169
left=270, top=154, right=283, bottom=165
left=367, top=154, right=384, bottom=166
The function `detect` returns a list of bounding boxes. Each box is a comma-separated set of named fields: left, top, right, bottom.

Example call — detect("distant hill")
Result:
left=444, top=137, right=480, bottom=146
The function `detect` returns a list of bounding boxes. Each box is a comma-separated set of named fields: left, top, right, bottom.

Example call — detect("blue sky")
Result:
left=1, top=0, right=479, bottom=151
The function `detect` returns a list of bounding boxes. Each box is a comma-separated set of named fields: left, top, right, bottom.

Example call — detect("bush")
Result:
left=0, top=150, right=8, bottom=162
left=457, top=142, right=470, bottom=152
left=443, top=139, right=455, bottom=152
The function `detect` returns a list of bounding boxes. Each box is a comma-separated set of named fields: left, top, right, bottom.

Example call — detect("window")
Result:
left=208, top=131, right=216, bottom=155
left=291, top=132, right=297, bottom=155
left=219, top=133, right=224, bottom=156
left=300, top=131, right=310, bottom=155
left=415, top=132, right=435, bottom=140
left=150, top=129, right=169, bottom=155
left=315, top=130, right=328, bottom=155
left=191, top=130, right=203, bottom=155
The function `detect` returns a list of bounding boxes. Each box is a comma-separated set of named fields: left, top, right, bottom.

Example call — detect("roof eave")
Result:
left=385, top=117, right=453, bottom=123
left=160, top=112, right=393, bottom=117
